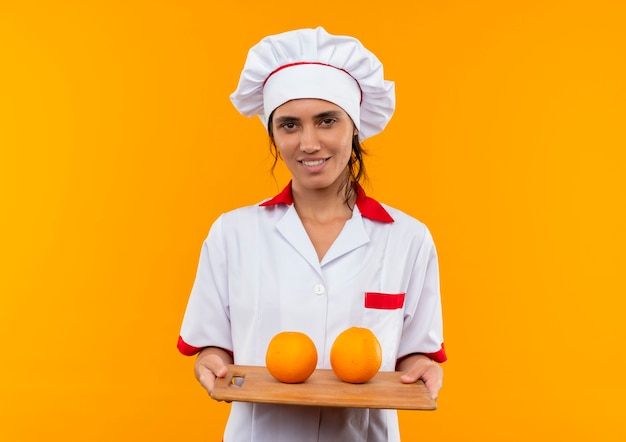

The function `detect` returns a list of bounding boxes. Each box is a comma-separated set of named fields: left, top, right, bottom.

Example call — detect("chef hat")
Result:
left=230, top=27, right=395, bottom=141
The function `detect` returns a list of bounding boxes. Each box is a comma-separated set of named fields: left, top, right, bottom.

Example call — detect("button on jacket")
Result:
left=179, top=183, right=446, bottom=441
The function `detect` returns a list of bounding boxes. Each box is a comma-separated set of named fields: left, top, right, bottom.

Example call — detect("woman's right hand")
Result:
left=194, top=346, right=233, bottom=396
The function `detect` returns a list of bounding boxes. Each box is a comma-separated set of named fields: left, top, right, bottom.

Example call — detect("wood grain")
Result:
left=211, top=364, right=437, bottom=410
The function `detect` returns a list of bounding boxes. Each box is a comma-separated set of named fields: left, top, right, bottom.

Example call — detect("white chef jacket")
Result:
left=178, top=183, right=446, bottom=442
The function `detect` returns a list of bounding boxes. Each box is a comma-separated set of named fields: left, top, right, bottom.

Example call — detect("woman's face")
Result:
left=271, top=98, right=356, bottom=193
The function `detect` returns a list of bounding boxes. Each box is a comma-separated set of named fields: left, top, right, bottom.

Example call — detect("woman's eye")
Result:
left=281, top=122, right=296, bottom=130
left=320, top=118, right=336, bottom=126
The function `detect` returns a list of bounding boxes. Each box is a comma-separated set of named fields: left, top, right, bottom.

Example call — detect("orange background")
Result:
left=1, top=1, right=625, bottom=440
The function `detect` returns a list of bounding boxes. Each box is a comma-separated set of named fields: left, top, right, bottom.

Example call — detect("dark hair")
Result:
left=267, top=114, right=368, bottom=205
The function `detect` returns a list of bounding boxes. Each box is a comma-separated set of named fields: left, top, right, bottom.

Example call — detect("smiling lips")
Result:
left=301, top=158, right=328, bottom=167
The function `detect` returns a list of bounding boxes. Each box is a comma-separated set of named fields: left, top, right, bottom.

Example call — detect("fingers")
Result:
left=194, top=350, right=229, bottom=396
left=398, top=356, right=430, bottom=383
left=399, top=358, right=443, bottom=400
left=399, top=371, right=421, bottom=384
left=421, top=368, right=443, bottom=400
left=196, top=363, right=217, bottom=395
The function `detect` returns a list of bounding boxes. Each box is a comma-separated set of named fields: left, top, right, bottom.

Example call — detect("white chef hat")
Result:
left=230, top=27, right=395, bottom=141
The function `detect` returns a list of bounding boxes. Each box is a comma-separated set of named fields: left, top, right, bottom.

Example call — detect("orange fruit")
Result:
left=330, top=327, right=382, bottom=384
left=265, top=331, right=318, bottom=384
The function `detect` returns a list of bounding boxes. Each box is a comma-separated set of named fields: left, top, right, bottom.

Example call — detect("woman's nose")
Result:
left=299, top=127, right=321, bottom=153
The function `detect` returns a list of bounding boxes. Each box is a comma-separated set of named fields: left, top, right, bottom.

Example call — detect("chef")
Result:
left=178, top=26, right=446, bottom=441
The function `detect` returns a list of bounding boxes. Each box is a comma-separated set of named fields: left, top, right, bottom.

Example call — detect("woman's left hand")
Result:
left=397, top=354, right=443, bottom=400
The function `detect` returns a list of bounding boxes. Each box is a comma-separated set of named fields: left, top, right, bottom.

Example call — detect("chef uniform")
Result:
left=178, top=27, right=446, bottom=442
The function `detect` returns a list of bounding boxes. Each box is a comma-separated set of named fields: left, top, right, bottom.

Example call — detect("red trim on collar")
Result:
left=260, top=182, right=394, bottom=223
left=260, top=182, right=294, bottom=206
left=355, top=184, right=394, bottom=223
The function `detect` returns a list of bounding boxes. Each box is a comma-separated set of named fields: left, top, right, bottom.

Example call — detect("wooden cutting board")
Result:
left=211, top=364, right=436, bottom=410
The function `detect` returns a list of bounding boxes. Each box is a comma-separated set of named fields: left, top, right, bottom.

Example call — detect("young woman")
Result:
left=178, top=27, right=446, bottom=441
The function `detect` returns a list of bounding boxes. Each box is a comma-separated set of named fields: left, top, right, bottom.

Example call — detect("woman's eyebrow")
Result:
left=274, top=115, right=299, bottom=124
left=314, top=110, right=344, bottom=119
left=274, top=110, right=344, bottom=125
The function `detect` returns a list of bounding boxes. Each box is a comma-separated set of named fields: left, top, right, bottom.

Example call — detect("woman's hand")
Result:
left=397, top=354, right=444, bottom=400
left=194, top=347, right=234, bottom=396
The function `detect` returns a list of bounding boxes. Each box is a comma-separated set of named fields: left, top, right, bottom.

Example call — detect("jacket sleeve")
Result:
left=397, top=226, right=447, bottom=363
left=177, top=215, right=233, bottom=356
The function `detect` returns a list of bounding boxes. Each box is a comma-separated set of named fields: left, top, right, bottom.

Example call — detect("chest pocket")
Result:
left=363, top=292, right=405, bottom=370
left=365, top=292, right=405, bottom=309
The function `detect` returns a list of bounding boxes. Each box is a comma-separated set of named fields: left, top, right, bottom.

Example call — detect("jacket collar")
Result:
left=260, top=181, right=394, bottom=223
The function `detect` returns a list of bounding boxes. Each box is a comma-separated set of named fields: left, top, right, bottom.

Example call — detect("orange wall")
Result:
left=1, top=1, right=625, bottom=440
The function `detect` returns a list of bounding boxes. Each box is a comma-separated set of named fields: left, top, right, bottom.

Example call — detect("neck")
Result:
left=291, top=180, right=356, bottom=222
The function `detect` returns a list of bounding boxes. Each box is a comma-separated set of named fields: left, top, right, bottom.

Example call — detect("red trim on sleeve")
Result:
left=177, top=337, right=235, bottom=360
left=396, top=343, right=448, bottom=366
left=426, top=343, right=447, bottom=363
left=177, top=336, right=203, bottom=356
left=365, top=292, right=406, bottom=309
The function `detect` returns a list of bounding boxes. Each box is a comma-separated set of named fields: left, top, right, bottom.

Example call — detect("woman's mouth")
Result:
left=299, top=158, right=329, bottom=173
left=301, top=159, right=327, bottom=167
